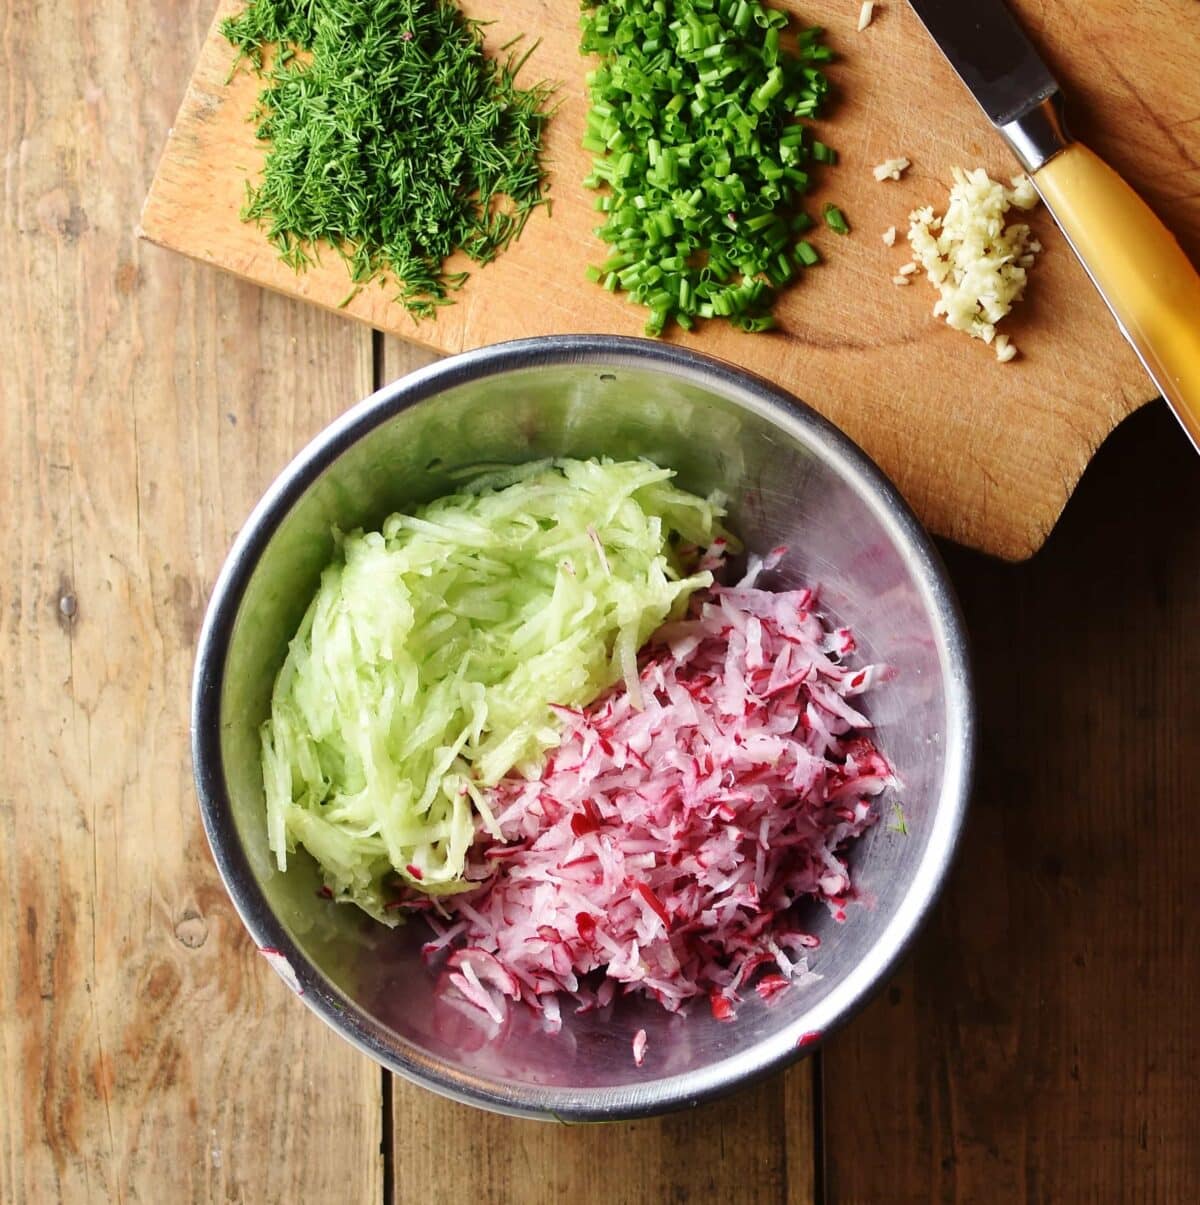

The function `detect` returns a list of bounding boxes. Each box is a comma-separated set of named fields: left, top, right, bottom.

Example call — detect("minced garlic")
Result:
left=907, top=167, right=1042, bottom=359
left=873, top=156, right=910, bottom=182
left=993, top=333, right=1017, bottom=363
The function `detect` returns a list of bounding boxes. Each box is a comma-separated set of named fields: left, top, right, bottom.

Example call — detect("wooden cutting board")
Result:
left=140, top=0, right=1200, bottom=560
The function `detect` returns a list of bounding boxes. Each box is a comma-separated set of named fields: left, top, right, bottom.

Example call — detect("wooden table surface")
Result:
left=3, top=2, right=1198, bottom=1202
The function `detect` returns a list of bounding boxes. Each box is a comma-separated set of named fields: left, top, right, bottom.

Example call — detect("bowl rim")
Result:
left=191, top=333, right=975, bottom=1121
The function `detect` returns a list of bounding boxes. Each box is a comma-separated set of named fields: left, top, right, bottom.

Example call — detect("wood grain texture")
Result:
left=821, top=402, right=1200, bottom=1203
left=389, top=1067, right=814, bottom=1204
left=140, top=0, right=1200, bottom=560
left=0, top=1, right=381, bottom=1200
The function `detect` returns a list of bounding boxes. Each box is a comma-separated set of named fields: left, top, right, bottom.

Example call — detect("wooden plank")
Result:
left=380, top=335, right=817, bottom=1203
left=388, top=1069, right=814, bottom=1204
left=140, top=0, right=1200, bottom=560
left=0, top=2, right=381, bottom=1200
left=821, top=402, right=1200, bottom=1202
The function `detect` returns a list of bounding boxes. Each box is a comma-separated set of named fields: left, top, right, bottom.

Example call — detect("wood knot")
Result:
left=174, top=912, right=208, bottom=949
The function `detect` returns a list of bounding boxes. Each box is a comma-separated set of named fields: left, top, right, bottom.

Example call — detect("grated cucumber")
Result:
left=261, top=457, right=724, bottom=920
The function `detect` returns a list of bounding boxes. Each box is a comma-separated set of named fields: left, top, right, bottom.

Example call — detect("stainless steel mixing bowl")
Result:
left=192, top=334, right=974, bottom=1121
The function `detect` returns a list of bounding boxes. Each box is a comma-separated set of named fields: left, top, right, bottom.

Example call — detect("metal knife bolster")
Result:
left=999, top=91, right=1072, bottom=173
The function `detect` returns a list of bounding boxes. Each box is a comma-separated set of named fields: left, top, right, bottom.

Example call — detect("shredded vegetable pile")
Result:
left=409, top=551, right=895, bottom=1026
left=262, top=459, right=722, bottom=917
left=579, top=0, right=840, bottom=335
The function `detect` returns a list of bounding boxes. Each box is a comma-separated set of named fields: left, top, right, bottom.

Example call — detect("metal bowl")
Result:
left=192, top=334, right=973, bottom=1121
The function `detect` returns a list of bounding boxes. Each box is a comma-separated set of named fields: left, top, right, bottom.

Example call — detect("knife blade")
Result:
left=907, top=0, right=1057, bottom=128
left=907, top=0, right=1200, bottom=453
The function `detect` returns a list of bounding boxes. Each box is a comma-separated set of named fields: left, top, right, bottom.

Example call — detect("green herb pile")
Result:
left=580, top=0, right=841, bottom=335
left=223, top=0, right=553, bottom=317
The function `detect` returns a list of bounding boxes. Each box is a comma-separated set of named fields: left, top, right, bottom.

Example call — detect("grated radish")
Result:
left=632, top=1028, right=648, bottom=1066
left=409, top=554, right=897, bottom=1029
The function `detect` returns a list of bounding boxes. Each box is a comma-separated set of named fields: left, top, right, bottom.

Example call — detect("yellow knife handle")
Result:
left=1033, top=143, right=1200, bottom=451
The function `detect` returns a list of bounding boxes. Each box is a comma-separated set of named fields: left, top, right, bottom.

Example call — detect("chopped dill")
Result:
left=222, top=0, right=554, bottom=318
left=889, top=801, right=909, bottom=836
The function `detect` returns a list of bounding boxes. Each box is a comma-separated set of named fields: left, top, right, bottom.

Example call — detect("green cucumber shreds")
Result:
left=222, top=0, right=553, bottom=317
left=580, top=0, right=840, bottom=336
left=262, top=458, right=727, bottom=920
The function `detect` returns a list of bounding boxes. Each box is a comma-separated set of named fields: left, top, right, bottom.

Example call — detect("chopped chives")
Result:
left=735, top=314, right=778, bottom=332
left=581, top=0, right=839, bottom=335
left=796, top=240, right=820, bottom=265
left=822, top=203, right=850, bottom=235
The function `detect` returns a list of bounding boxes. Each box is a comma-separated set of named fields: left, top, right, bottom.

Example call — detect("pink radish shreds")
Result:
left=412, top=552, right=897, bottom=1028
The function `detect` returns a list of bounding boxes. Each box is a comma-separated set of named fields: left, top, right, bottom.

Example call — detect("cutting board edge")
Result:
left=137, top=0, right=1182, bottom=565
left=139, top=206, right=1154, bottom=568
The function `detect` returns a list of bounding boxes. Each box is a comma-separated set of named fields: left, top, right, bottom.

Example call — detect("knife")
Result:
left=907, top=0, right=1200, bottom=453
